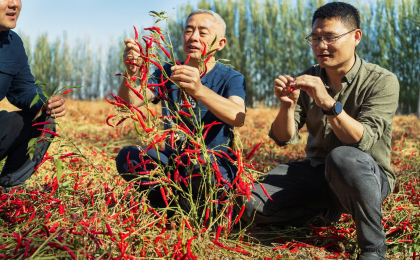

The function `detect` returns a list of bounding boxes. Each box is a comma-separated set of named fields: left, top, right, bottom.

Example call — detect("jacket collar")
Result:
left=0, top=30, right=9, bottom=42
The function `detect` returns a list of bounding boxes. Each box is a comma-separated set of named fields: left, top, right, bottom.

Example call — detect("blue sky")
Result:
left=16, top=0, right=200, bottom=48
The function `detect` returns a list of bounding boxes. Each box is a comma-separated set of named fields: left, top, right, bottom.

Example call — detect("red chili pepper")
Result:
left=245, top=141, right=263, bottom=161
left=215, top=225, right=222, bottom=242
left=125, top=60, right=141, bottom=67
left=62, top=89, right=73, bottom=95
left=160, top=187, right=169, bottom=207
left=186, top=236, right=197, bottom=258
left=32, top=121, right=52, bottom=127
left=260, top=184, right=273, bottom=201
left=235, top=205, right=246, bottom=225
left=202, top=42, right=207, bottom=56
left=185, top=53, right=192, bottom=65
left=178, top=110, right=192, bottom=117
left=13, top=235, right=22, bottom=255
left=37, top=128, right=59, bottom=137
left=115, top=118, right=127, bottom=127
left=170, top=131, right=175, bottom=150
left=133, top=25, right=138, bottom=41
left=149, top=206, right=161, bottom=218
left=150, top=60, right=163, bottom=70
left=145, top=106, right=156, bottom=117
left=158, top=44, right=171, bottom=59
left=125, top=80, right=144, bottom=100
left=106, top=115, right=114, bottom=127
left=185, top=219, right=195, bottom=232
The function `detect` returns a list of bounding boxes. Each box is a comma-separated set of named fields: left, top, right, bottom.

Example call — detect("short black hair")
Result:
left=312, top=2, right=360, bottom=29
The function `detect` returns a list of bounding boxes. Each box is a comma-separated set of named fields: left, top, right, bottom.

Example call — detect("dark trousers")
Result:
left=0, top=110, right=54, bottom=188
left=242, top=146, right=390, bottom=253
left=115, top=146, right=237, bottom=208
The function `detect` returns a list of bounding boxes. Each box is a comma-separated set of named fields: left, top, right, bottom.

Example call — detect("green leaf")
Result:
left=28, top=137, right=38, bottom=149
left=27, top=148, right=35, bottom=161
left=35, top=80, right=45, bottom=88
left=61, top=180, right=72, bottom=187
left=210, top=34, right=217, bottom=47
left=149, top=11, right=161, bottom=17
left=33, top=109, right=43, bottom=121
left=30, top=94, right=40, bottom=108
left=64, top=187, right=75, bottom=192
left=68, top=85, right=83, bottom=89
left=27, top=138, right=38, bottom=160
left=42, top=91, right=50, bottom=100
left=155, top=18, right=162, bottom=24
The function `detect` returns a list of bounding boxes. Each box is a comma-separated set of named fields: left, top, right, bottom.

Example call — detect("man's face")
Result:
left=0, top=0, right=21, bottom=31
left=182, top=13, right=224, bottom=58
left=310, top=18, right=360, bottom=70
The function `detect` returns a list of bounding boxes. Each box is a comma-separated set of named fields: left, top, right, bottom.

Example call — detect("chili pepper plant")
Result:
left=104, top=10, right=265, bottom=256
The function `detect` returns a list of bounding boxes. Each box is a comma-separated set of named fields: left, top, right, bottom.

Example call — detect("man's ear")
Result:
left=354, top=29, right=362, bottom=47
left=216, top=37, right=227, bottom=51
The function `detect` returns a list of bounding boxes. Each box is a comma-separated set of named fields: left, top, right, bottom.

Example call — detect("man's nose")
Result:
left=190, top=30, right=200, bottom=41
left=8, top=0, right=20, bottom=8
left=317, top=39, right=328, bottom=49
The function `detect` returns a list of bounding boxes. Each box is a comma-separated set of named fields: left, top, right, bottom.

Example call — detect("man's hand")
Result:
left=290, top=75, right=335, bottom=110
left=274, top=75, right=299, bottom=107
left=170, top=65, right=203, bottom=97
left=123, top=39, right=142, bottom=77
left=45, top=95, right=66, bottom=118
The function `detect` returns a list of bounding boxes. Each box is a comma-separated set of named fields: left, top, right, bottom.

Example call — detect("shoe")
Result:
left=357, top=244, right=387, bottom=260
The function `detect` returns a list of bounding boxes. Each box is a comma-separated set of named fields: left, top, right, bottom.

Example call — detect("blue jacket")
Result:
left=0, top=30, right=46, bottom=114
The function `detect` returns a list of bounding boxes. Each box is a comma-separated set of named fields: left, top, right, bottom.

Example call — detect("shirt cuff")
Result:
left=268, top=123, right=299, bottom=147
left=348, top=123, right=375, bottom=152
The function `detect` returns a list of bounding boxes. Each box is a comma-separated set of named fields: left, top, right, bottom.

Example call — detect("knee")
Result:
left=326, top=146, right=373, bottom=186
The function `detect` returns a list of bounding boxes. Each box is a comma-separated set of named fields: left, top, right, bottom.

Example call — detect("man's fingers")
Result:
left=171, top=65, right=199, bottom=74
left=171, top=73, right=194, bottom=83
left=274, top=78, right=287, bottom=89
left=46, top=104, right=65, bottom=114
left=48, top=96, right=65, bottom=109
left=48, top=109, right=66, bottom=118
left=284, top=75, right=295, bottom=82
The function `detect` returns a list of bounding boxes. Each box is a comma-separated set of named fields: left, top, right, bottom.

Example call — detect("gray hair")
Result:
left=186, top=9, right=226, bottom=37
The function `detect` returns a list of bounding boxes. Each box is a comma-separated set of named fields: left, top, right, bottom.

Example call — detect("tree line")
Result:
left=20, top=0, right=420, bottom=115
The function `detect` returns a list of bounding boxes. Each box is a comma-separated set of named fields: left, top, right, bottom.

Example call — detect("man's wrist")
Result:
left=321, top=99, right=336, bottom=111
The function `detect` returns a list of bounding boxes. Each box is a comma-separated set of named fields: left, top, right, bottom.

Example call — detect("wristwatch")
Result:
left=322, top=101, right=342, bottom=116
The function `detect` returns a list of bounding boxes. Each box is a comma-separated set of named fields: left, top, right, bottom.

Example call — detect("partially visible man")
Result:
left=115, top=9, right=246, bottom=208
left=242, top=2, right=398, bottom=260
left=0, top=0, right=66, bottom=193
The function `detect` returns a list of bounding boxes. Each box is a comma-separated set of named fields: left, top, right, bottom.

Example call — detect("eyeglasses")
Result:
left=305, top=29, right=356, bottom=46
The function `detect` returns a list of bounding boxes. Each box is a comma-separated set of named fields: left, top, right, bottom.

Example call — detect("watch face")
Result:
left=335, top=102, right=342, bottom=114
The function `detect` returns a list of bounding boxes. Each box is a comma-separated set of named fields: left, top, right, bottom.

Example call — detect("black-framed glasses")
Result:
left=305, top=29, right=357, bottom=46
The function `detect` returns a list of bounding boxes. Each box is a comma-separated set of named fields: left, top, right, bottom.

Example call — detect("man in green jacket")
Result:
left=242, top=2, right=398, bottom=260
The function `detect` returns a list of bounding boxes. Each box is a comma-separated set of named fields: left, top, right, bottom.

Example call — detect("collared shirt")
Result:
left=269, top=54, right=399, bottom=190
left=0, top=30, right=46, bottom=114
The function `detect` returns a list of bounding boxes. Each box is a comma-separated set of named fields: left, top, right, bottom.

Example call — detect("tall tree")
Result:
left=32, top=34, right=53, bottom=93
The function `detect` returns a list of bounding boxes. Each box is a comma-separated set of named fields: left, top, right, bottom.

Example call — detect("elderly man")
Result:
left=242, top=2, right=398, bottom=260
left=115, top=9, right=246, bottom=207
left=0, top=0, right=66, bottom=193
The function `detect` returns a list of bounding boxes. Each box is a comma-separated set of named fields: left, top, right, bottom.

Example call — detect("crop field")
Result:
left=0, top=99, right=419, bottom=259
